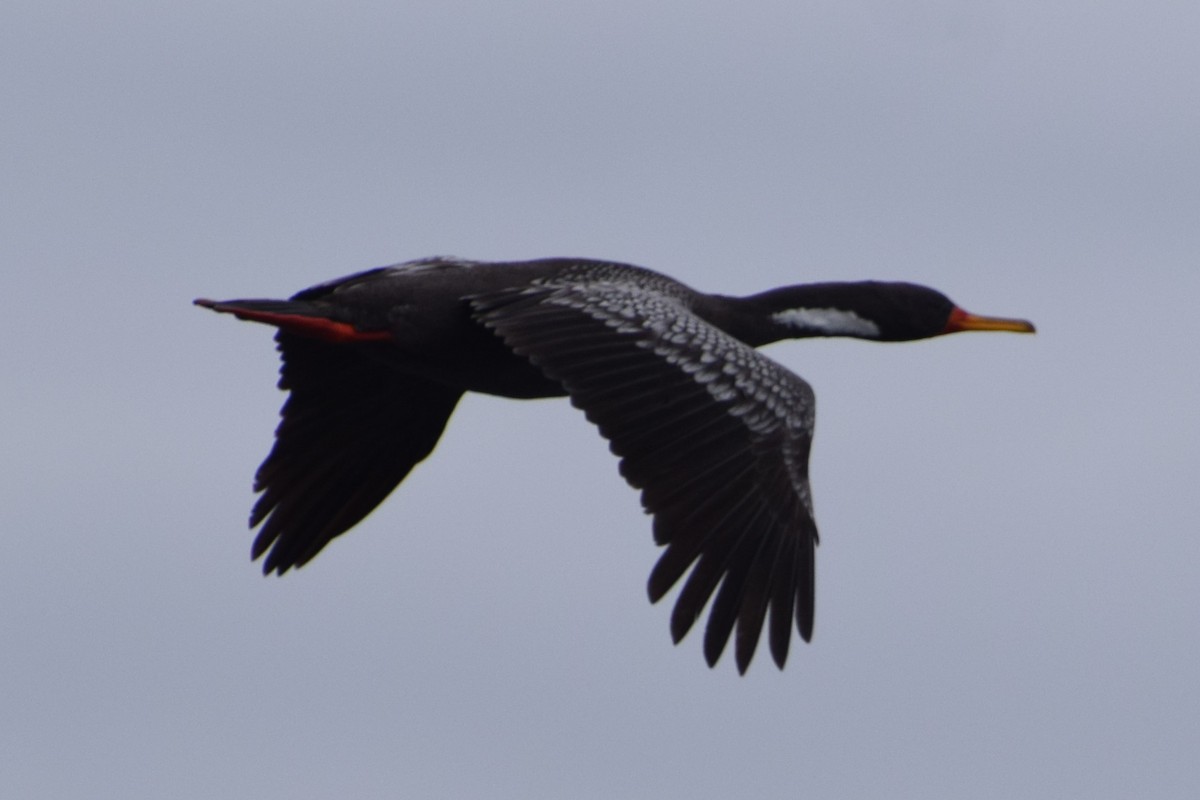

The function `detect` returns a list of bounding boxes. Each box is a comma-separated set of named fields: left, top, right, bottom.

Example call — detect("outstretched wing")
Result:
left=472, top=282, right=818, bottom=673
left=249, top=333, right=462, bottom=574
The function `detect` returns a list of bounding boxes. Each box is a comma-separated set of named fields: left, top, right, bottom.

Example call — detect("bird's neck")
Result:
left=700, top=284, right=885, bottom=347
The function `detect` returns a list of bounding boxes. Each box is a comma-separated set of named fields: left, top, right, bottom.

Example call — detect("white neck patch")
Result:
left=772, top=307, right=881, bottom=337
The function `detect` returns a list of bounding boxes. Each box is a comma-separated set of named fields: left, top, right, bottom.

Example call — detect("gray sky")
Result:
left=3, top=2, right=1198, bottom=797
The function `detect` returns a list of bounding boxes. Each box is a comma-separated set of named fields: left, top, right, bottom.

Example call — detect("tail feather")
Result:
left=193, top=298, right=391, bottom=343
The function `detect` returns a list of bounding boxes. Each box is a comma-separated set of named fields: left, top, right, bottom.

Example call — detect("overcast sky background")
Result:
left=3, top=2, right=1198, bottom=798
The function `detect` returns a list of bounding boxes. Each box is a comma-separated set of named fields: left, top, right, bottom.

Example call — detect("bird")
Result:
left=196, top=256, right=1034, bottom=673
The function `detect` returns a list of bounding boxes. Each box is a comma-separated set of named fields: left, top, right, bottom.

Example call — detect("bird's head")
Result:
left=762, top=281, right=1035, bottom=342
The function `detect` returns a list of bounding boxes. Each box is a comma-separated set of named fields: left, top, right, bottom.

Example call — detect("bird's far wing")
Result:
left=249, top=333, right=462, bottom=574
left=471, top=282, right=818, bottom=673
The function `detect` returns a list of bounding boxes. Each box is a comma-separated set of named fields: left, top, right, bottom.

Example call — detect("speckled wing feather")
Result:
left=472, top=281, right=818, bottom=673
left=250, top=333, right=462, bottom=574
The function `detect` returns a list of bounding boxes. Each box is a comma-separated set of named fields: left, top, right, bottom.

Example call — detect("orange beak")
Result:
left=943, top=307, right=1036, bottom=335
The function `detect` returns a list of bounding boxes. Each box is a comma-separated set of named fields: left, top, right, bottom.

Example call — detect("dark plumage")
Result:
left=196, top=256, right=1034, bottom=672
